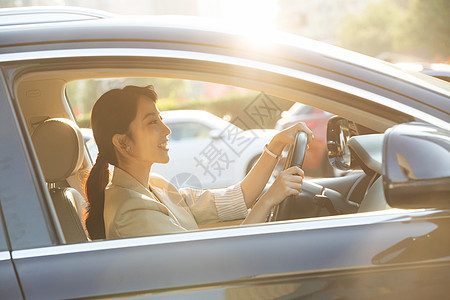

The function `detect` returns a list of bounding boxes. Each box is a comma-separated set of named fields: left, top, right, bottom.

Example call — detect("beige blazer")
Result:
left=104, top=167, right=248, bottom=239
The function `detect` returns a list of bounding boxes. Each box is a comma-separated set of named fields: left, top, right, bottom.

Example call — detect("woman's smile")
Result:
left=158, top=140, right=169, bottom=151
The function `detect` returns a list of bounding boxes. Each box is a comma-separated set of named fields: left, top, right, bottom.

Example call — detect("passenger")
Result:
left=84, top=85, right=312, bottom=240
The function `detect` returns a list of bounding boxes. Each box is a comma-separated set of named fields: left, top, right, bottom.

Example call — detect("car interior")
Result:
left=14, top=63, right=400, bottom=244
left=31, top=117, right=89, bottom=243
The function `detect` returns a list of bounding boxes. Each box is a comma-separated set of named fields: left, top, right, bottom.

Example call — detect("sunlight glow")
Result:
left=219, top=0, right=279, bottom=47
left=395, top=63, right=424, bottom=72
left=220, top=0, right=278, bottom=30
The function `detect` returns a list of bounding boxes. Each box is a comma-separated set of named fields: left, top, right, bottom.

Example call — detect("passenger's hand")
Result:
left=261, top=166, right=304, bottom=208
left=268, top=122, right=313, bottom=155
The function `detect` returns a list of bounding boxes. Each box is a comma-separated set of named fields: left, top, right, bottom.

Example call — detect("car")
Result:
left=84, top=110, right=278, bottom=188
left=0, top=6, right=449, bottom=299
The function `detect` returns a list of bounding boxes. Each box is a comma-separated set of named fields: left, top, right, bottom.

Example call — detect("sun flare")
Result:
left=219, top=0, right=279, bottom=49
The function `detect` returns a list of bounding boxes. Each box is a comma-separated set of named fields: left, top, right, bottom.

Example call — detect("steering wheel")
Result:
left=268, top=131, right=308, bottom=222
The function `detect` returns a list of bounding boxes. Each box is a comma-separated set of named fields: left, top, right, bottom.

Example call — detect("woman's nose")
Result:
left=162, top=121, right=171, bottom=135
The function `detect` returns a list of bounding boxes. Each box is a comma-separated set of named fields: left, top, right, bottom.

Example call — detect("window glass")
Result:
left=66, top=78, right=294, bottom=188
left=66, top=77, right=335, bottom=188
left=64, top=77, right=344, bottom=240
left=168, top=122, right=211, bottom=141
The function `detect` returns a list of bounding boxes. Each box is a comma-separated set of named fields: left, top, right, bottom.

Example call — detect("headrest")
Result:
left=32, top=118, right=84, bottom=183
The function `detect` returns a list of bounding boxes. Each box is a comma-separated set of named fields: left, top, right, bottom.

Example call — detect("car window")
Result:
left=55, top=75, right=384, bottom=242
left=66, top=77, right=341, bottom=189
left=66, top=78, right=292, bottom=188
left=12, top=66, right=414, bottom=249
left=168, top=122, right=211, bottom=141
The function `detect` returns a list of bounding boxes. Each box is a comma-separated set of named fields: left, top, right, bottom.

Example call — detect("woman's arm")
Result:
left=242, top=166, right=304, bottom=224
left=240, top=122, right=313, bottom=223
left=240, top=138, right=285, bottom=208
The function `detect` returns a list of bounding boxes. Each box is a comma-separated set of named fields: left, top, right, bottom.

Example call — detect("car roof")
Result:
left=0, top=6, right=114, bottom=26
left=0, top=11, right=396, bottom=69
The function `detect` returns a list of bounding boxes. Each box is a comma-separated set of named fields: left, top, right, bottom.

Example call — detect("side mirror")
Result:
left=327, top=116, right=354, bottom=170
left=383, top=123, right=450, bottom=209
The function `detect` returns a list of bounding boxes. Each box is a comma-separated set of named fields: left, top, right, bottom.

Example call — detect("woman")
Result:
left=85, top=85, right=312, bottom=240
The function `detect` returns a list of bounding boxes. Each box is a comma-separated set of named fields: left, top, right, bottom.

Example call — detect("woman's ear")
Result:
left=112, top=133, right=130, bottom=155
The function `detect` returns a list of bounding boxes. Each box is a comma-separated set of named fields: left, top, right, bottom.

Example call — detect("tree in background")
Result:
left=66, top=78, right=188, bottom=127
left=338, top=0, right=406, bottom=57
left=338, top=0, right=449, bottom=62
left=394, top=0, right=449, bottom=61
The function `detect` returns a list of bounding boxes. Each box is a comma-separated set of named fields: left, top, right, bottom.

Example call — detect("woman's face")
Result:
left=125, top=96, right=171, bottom=165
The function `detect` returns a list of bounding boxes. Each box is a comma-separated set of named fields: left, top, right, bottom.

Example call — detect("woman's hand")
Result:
left=241, top=165, right=304, bottom=224
left=267, top=122, right=314, bottom=156
left=260, top=166, right=304, bottom=209
left=240, top=122, right=312, bottom=224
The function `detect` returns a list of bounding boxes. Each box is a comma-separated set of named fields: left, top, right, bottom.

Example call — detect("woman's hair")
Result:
left=84, top=85, right=157, bottom=240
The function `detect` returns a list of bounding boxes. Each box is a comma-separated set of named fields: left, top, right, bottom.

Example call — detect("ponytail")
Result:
left=85, top=154, right=109, bottom=240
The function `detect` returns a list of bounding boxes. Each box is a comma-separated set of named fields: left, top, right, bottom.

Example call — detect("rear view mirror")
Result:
left=383, top=123, right=450, bottom=209
left=327, top=116, right=352, bottom=170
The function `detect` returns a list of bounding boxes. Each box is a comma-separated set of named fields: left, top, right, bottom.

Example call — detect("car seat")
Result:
left=32, top=118, right=89, bottom=243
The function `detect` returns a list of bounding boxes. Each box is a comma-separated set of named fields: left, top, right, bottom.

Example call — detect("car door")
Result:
left=0, top=215, right=22, bottom=299
left=3, top=87, right=450, bottom=300
left=5, top=92, right=448, bottom=299
left=8, top=210, right=450, bottom=299
left=4, top=78, right=448, bottom=298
